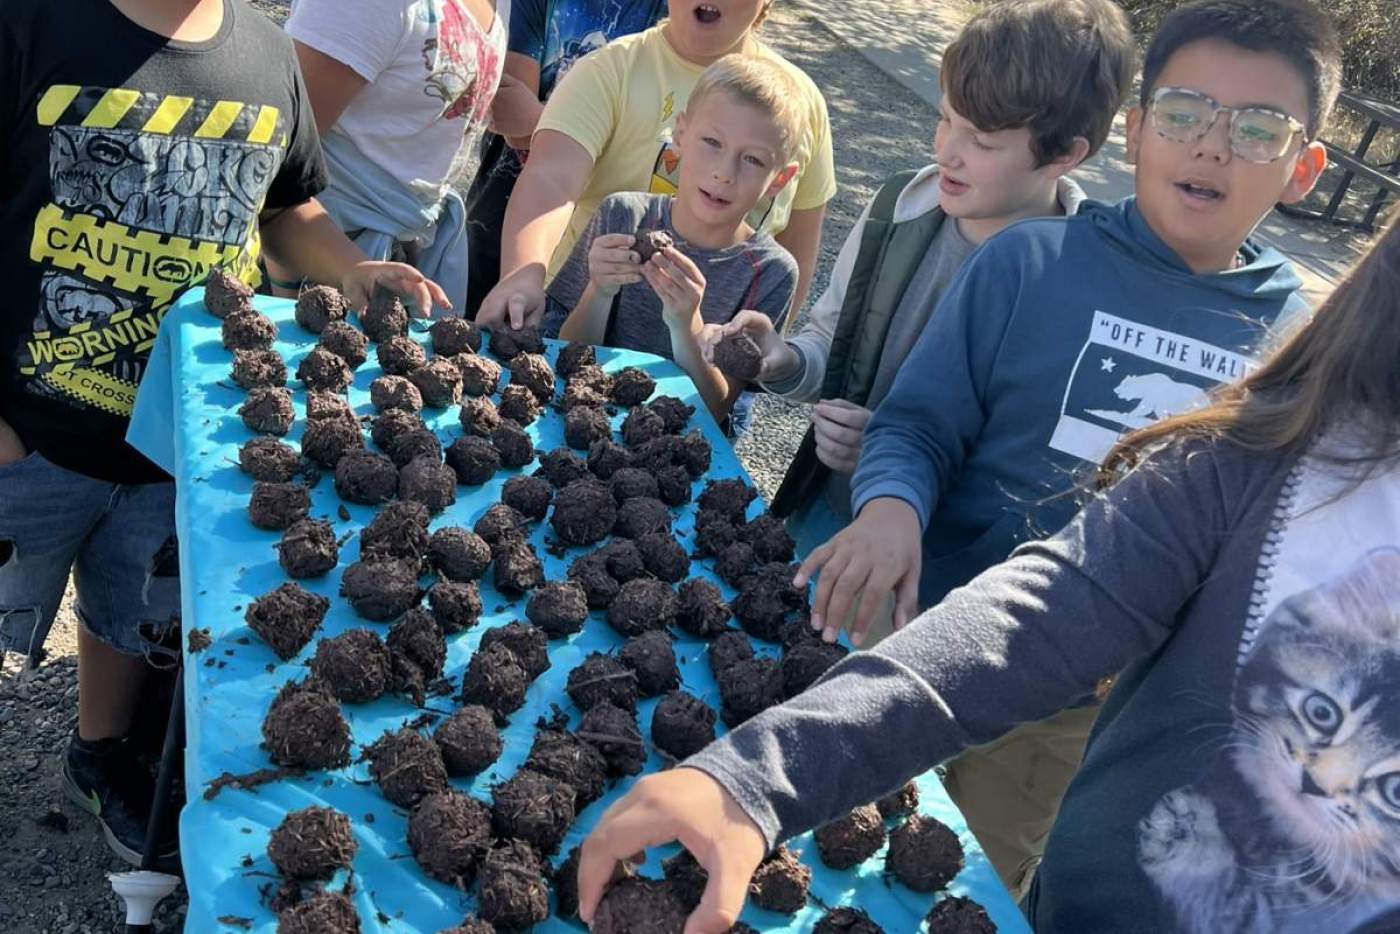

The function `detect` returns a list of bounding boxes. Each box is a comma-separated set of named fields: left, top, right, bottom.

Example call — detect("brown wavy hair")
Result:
left=1101, top=208, right=1400, bottom=485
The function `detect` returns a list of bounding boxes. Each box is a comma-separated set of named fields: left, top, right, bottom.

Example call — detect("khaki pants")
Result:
left=845, top=598, right=1097, bottom=902
left=940, top=704, right=1100, bottom=902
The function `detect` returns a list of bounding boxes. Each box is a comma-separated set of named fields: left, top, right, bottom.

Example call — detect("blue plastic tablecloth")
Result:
left=127, top=290, right=1029, bottom=933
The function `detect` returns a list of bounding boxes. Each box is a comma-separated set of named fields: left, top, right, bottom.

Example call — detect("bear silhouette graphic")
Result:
left=1086, top=372, right=1209, bottom=429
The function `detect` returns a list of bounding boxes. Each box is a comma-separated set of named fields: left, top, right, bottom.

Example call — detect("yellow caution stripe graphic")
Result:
left=36, top=84, right=283, bottom=143
left=30, top=203, right=254, bottom=301
left=39, top=366, right=140, bottom=417
left=21, top=306, right=164, bottom=377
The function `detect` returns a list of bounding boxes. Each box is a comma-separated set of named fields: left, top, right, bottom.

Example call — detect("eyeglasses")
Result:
left=1149, top=87, right=1306, bottom=164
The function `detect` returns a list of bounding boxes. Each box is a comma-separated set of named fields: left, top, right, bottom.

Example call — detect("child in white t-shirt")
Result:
left=268, top=0, right=507, bottom=310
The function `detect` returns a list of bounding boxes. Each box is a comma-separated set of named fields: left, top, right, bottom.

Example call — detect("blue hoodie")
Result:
left=852, top=196, right=1306, bottom=608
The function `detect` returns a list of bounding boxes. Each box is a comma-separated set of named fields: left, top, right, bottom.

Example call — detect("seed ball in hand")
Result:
left=294, top=285, right=348, bottom=334
left=713, top=331, right=764, bottom=383
left=203, top=266, right=253, bottom=318
left=222, top=310, right=277, bottom=352
left=591, top=878, right=688, bottom=934
left=297, top=347, right=354, bottom=393
left=240, top=386, right=295, bottom=435
left=362, top=287, right=409, bottom=343
left=318, top=320, right=369, bottom=368
left=633, top=228, right=674, bottom=262
left=429, top=316, right=481, bottom=356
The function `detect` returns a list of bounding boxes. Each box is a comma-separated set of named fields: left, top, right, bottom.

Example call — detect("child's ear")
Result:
left=1124, top=105, right=1144, bottom=166
left=1044, top=136, right=1092, bottom=178
left=674, top=112, right=688, bottom=147
left=1278, top=139, right=1328, bottom=205
left=767, top=161, right=800, bottom=197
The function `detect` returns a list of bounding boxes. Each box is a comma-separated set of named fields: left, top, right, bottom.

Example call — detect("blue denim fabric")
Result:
left=0, top=452, right=179, bottom=661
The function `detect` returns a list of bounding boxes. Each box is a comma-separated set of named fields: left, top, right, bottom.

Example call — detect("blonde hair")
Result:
left=686, top=54, right=806, bottom=163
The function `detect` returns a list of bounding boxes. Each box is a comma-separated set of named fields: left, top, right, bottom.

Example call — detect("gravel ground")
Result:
left=0, top=4, right=937, bottom=930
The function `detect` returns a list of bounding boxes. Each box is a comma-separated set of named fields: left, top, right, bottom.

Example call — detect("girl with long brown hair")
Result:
left=573, top=212, right=1400, bottom=933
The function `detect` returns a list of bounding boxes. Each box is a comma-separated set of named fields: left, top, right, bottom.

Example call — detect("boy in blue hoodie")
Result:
left=793, top=0, right=1335, bottom=901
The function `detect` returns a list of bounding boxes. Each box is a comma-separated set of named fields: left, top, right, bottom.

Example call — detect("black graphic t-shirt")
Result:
left=0, top=0, right=326, bottom=483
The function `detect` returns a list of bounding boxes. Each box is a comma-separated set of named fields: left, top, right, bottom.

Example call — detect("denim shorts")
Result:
left=0, top=451, right=180, bottom=663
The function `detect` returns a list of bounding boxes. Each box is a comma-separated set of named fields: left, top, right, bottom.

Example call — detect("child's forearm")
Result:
left=498, top=131, right=593, bottom=284
left=670, top=320, right=732, bottom=420
left=558, top=282, right=614, bottom=345
left=260, top=200, right=366, bottom=286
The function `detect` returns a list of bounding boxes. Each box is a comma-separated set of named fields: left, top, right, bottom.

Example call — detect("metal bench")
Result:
left=1280, top=89, right=1400, bottom=231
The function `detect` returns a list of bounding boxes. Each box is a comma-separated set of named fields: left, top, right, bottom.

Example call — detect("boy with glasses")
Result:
left=786, top=0, right=1336, bottom=901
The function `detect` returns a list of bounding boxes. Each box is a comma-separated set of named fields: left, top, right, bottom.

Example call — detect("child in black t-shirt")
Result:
left=0, top=0, right=447, bottom=864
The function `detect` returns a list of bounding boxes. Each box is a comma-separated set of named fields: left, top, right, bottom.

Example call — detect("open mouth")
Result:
left=939, top=175, right=969, bottom=196
left=695, top=3, right=721, bottom=24
left=699, top=187, right=731, bottom=208
left=1175, top=180, right=1224, bottom=203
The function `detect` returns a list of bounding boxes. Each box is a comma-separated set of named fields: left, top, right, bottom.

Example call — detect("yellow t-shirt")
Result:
left=534, top=25, right=837, bottom=279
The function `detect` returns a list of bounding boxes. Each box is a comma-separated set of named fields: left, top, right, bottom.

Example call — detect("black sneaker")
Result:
left=62, top=734, right=178, bottom=865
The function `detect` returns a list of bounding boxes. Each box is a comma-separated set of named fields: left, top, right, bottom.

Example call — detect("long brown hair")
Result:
left=1101, top=209, right=1400, bottom=484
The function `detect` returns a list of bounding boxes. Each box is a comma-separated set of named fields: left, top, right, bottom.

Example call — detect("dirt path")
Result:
left=0, top=3, right=936, bottom=930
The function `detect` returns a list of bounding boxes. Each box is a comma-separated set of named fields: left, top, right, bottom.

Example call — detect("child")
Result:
left=543, top=54, right=801, bottom=420
left=266, top=0, right=508, bottom=310
left=702, top=0, right=1135, bottom=566
left=787, top=0, right=1336, bottom=898
left=462, top=0, right=668, bottom=313
left=0, top=0, right=445, bottom=863
left=475, top=0, right=835, bottom=329
left=578, top=205, right=1400, bottom=933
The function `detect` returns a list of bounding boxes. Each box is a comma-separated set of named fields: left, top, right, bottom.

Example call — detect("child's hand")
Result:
left=811, top=399, right=873, bottom=473
left=588, top=233, right=642, bottom=298
left=704, top=310, right=800, bottom=382
left=794, top=497, right=922, bottom=646
left=342, top=261, right=450, bottom=318
left=487, top=73, right=544, bottom=145
left=643, top=247, right=706, bottom=333
left=578, top=768, right=768, bottom=933
left=478, top=266, right=547, bottom=329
